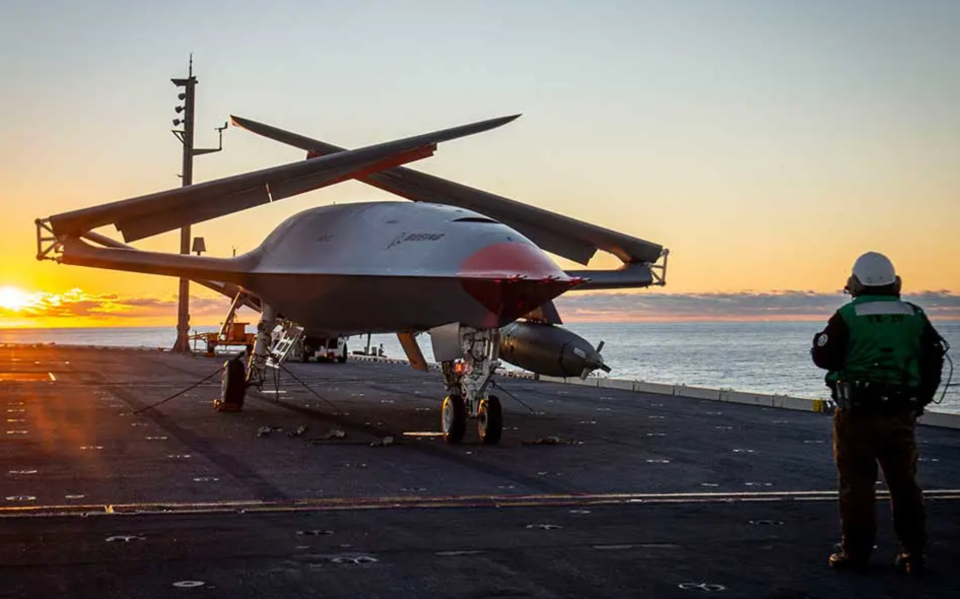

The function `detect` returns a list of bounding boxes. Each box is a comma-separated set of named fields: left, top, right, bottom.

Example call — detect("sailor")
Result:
left=811, top=251, right=947, bottom=575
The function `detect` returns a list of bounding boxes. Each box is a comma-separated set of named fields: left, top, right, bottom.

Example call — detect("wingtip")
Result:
left=492, top=113, right=522, bottom=126
left=230, top=115, right=266, bottom=131
left=475, top=113, right=521, bottom=132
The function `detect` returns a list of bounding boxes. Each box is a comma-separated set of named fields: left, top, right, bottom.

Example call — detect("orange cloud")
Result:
left=556, top=290, right=960, bottom=323
left=0, top=288, right=235, bottom=328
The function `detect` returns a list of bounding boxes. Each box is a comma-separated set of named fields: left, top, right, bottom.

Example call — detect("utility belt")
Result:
left=834, top=380, right=920, bottom=413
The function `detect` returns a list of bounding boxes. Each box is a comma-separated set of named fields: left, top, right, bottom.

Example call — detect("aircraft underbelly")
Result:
left=245, top=270, right=575, bottom=336
left=244, top=273, right=497, bottom=334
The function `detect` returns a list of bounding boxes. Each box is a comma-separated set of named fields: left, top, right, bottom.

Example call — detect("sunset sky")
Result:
left=1, top=0, right=958, bottom=327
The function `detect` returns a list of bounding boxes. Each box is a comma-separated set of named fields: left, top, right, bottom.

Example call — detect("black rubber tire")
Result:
left=301, top=346, right=312, bottom=363
left=478, top=395, right=503, bottom=445
left=441, top=395, right=467, bottom=444
left=337, top=343, right=348, bottom=364
left=221, top=358, right=247, bottom=408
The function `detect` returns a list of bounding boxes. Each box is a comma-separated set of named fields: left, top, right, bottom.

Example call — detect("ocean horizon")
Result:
left=2, top=320, right=956, bottom=414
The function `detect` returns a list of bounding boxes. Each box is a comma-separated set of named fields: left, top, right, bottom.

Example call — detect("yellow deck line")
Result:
left=3, top=488, right=959, bottom=518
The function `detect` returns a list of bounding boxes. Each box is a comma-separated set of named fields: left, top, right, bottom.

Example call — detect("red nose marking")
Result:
left=459, top=243, right=579, bottom=322
left=459, top=242, right=560, bottom=279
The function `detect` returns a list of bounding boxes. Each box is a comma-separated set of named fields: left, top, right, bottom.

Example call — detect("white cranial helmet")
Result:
left=852, top=251, right=897, bottom=287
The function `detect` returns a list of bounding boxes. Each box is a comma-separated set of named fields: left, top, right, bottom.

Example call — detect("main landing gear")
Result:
left=439, top=327, right=504, bottom=445
left=217, top=301, right=282, bottom=413
left=215, top=354, right=247, bottom=412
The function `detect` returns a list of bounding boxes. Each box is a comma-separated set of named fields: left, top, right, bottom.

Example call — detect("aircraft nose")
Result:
left=458, top=242, right=579, bottom=323
left=458, top=241, right=565, bottom=280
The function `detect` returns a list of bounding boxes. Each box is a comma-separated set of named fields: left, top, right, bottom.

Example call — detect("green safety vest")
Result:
left=827, top=296, right=925, bottom=388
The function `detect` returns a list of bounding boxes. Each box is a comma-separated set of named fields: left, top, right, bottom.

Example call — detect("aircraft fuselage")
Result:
left=238, top=202, right=579, bottom=334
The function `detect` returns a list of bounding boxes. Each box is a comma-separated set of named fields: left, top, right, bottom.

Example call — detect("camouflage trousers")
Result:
left=833, top=408, right=926, bottom=558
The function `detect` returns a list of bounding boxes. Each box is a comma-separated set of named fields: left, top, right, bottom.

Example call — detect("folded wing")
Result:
left=47, top=115, right=519, bottom=242
left=80, top=231, right=261, bottom=310
left=230, top=115, right=664, bottom=267
left=59, top=236, right=254, bottom=282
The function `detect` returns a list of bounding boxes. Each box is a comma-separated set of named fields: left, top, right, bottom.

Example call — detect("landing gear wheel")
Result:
left=216, top=357, right=246, bottom=412
left=337, top=343, right=348, bottom=364
left=478, top=395, right=503, bottom=445
left=441, top=395, right=466, bottom=444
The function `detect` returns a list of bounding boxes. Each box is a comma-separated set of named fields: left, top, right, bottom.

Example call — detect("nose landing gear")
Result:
left=439, top=327, right=504, bottom=445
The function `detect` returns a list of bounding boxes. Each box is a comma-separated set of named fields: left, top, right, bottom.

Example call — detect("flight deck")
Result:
left=2, top=345, right=958, bottom=598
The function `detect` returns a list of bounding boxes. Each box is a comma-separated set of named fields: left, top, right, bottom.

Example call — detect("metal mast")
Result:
left=170, top=55, right=226, bottom=352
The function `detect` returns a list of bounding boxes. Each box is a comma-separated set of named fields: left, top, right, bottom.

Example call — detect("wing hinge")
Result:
left=650, top=248, right=669, bottom=286
left=35, top=218, right=63, bottom=262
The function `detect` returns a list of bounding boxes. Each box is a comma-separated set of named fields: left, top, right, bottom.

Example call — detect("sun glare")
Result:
left=0, top=287, right=33, bottom=311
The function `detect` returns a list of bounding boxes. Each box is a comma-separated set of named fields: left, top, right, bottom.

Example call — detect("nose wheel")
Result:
left=478, top=395, right=503, bottom=445
left=438, top=326, right=504, bottom=445
left=441, top=395, right=467, bottom=444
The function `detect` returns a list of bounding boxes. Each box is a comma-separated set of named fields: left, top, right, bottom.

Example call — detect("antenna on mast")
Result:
left=169, top=54, right=226, bottom=352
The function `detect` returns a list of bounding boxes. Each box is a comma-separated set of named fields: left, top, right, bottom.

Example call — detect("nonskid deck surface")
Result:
left=2, top=345, right=958, bottom=598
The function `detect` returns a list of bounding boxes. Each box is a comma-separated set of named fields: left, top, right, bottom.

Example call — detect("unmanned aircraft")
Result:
left=36, top=113, right=667, bottom=444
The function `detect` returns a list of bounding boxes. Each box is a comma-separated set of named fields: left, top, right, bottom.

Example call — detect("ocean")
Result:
left=2, top=320, right=957, bottom=414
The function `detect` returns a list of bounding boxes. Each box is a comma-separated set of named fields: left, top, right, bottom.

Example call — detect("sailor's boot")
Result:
left=894, top=552, right=926, bottom=576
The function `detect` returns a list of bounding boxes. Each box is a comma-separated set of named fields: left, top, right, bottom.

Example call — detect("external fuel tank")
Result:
left=499, top=321, right=610, bottom=379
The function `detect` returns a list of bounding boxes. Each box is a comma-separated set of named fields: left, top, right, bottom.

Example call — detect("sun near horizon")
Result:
left=0, top=287, right=36, bottom=312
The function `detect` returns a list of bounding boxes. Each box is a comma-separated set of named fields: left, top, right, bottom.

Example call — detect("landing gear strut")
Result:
left=439, top=327, right=503, bottom=445
left=245, top=303, right=277, bottom=391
